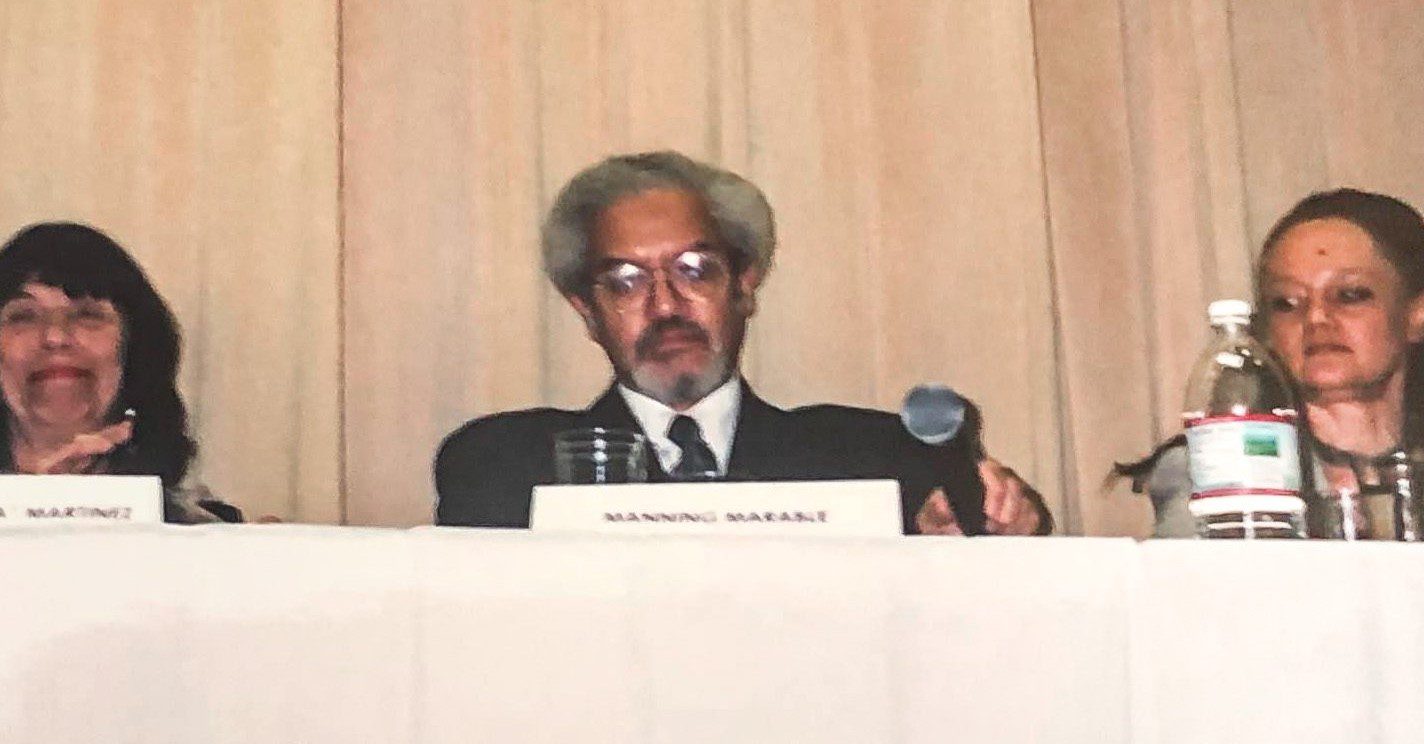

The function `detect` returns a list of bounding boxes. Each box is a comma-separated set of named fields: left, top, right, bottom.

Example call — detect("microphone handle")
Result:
left=930, top=419, right=988, bottom=536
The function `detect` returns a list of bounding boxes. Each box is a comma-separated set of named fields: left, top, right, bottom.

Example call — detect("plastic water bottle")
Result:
left=1182, top=299, right=1306, bottom=538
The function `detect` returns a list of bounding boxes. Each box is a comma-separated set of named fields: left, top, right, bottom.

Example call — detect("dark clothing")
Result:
left=434, top=382, right=987, bottom=534
left=163, top=483, right=244, bottom=524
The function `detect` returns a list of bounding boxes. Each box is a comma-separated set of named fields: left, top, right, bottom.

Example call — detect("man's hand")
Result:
left=979, top=457, right=1048, bottom=535
left=914, top=488, right=965, bottom=536
left=914, top=457, right=1053, bottom=536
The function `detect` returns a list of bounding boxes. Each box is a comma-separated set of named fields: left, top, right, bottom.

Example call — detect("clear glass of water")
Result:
left=553, top=428, right=648, bottom=484
left=1310, top=485, right=1374, bottom=540
left=1311, top=450, right=1424, bottom=541
left=1311, top=479, right=1423, bottom=541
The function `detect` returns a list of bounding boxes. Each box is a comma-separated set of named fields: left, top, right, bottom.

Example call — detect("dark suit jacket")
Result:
left=434, top=381, right=987, bottom=534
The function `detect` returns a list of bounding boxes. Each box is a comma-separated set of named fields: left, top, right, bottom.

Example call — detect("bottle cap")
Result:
left=1207, top=299, right=1252, bottom=326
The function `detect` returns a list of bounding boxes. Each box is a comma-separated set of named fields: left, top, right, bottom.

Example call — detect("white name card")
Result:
left=531, top=479, right=902, bottom=537
left=0, top=475, right=163, bottom=526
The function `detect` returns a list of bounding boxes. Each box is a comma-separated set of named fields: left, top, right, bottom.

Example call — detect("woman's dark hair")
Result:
left=0, top=222, right=195, bottom=487
left=1115, top=188, right=1424, bottom=485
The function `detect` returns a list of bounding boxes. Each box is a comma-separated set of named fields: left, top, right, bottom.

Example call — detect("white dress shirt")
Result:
left=618, top=377, right=742, bottom=475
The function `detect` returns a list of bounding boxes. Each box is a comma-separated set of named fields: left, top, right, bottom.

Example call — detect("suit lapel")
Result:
left=584, top=385, right=639, bottom=428
left=726, top=381, right=785, bottom=480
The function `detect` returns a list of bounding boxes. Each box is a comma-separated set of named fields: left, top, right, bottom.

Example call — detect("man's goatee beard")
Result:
left=632, top=357, right=731, bottom=409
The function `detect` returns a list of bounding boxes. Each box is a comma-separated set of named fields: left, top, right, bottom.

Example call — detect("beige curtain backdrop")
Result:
left=4, top=1, right=1422, bottom=534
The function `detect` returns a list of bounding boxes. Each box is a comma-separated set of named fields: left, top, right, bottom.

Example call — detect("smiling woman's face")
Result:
left=0, top=282, right=124, bottom=437
left=1260, top=218, right=1424, bottom=403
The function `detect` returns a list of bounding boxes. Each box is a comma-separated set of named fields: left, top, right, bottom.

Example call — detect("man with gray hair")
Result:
left=435, top=150, right=1048, bottom=535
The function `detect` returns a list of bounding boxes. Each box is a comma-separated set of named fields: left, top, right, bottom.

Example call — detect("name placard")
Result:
left=0, top=475, right=163, bottom=526
left=530, top=479, right=902, bottom=537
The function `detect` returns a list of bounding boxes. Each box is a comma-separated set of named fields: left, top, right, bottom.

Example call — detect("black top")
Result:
left=434, top=381, right=987, bottom=535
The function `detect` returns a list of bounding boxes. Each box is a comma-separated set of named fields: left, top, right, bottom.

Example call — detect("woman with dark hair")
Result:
left=1124, top=188, right=1424, bottom=537
left=0, top=222, right=237, bottom=523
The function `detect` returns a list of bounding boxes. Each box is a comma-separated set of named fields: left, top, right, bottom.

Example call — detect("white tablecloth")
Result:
left=1, top=526, right=1419, bottom=743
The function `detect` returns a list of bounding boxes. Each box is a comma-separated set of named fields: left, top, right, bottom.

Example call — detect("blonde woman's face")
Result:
left=1260, top=218, right=1424, bottom=402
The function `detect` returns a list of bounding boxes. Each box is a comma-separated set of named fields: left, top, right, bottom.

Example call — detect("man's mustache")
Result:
left=635, top=317, right=711, bottom=359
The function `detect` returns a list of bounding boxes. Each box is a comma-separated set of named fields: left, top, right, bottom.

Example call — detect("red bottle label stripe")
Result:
left=1185, top=413, right=1294, bottom=426
left=1190, top=488, right=1298, bottom=499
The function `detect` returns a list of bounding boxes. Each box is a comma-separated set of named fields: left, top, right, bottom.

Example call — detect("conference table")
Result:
left=2, top=525, right=1419, bottom=743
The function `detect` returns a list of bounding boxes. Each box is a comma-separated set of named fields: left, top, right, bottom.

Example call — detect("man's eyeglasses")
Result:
left=589, top=249, right=733, bottom=308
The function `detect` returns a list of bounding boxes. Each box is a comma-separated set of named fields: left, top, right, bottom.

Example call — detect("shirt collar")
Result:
left=617, top=377, right=742, bottom=475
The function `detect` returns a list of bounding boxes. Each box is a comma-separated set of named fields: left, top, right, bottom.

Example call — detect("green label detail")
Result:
left=1243, top=431, right=1279, bottom=457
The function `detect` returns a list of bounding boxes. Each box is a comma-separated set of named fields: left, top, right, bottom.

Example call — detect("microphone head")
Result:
left=900, top=385, right=967, bottom=445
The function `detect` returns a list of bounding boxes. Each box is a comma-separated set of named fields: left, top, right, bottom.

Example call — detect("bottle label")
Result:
left=1184, top=414, right=1301, bottom=499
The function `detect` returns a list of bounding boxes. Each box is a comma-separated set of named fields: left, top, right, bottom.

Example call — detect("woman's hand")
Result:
left=34, top=419, right=133, bottom=474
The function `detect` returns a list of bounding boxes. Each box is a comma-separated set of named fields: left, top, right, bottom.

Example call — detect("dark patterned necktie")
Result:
left=668, top=415, right=718, bottom=480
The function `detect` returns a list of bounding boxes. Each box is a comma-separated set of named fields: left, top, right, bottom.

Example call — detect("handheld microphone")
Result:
left=900, top=385, right=968, bottom=445
left=900, top=384, right=987, bottom=535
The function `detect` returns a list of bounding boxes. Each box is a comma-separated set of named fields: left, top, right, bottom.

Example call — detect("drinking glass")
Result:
left=1311, top=450, right=1424, bottom=541
left=1310, top=485, right=1372, bottom=540
left=553, top=428, right=648, bottom=484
